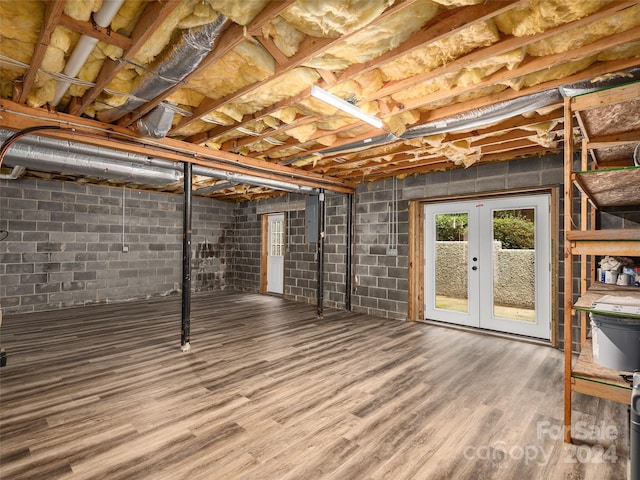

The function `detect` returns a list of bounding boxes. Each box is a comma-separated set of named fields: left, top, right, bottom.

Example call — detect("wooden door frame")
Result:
left=407, top=186, right=559, bottom=346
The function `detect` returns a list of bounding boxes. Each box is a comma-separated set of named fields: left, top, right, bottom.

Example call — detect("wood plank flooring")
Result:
left=0, top=291, right=630, bottom=479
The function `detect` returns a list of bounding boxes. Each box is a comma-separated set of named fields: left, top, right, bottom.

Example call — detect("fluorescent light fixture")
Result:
left=311, top=86, right=383, bottom=129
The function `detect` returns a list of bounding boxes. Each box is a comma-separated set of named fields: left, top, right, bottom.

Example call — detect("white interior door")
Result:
left=267, top=213, right=284, bottom=294
left=425, top=195, right=551, bottom=339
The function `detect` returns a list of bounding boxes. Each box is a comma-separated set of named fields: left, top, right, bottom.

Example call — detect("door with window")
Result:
left=267, top=213, right=285, bottom=294
left=424, top=194, right=551, bottom=339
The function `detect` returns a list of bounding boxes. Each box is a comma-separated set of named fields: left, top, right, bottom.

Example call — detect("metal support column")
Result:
left=181, top=161, right=192, bottom=352
left=345, top=193, right=353, bottom=311
left=632, top=373, right=640, bottom=480
left=317, top=190, right=325, bottom=318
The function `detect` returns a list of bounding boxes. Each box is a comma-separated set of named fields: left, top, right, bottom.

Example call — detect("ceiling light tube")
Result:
left=311, top=86, right=383, bottom=129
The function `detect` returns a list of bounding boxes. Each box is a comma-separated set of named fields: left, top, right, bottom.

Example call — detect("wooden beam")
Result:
left=58, top=13, right=132, bottom=50
left=255, top=35, right=289, bottom=66
left=586, top=131, right=640, bottom=149
left=570, top=81, right=640, bottom=112
left=14, top=1, right=66, bottom=104
left=0, top=99, right=354, bottom=193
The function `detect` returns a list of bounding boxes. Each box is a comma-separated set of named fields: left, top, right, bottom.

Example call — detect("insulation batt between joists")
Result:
left=1, top=0, right=639, bottom=160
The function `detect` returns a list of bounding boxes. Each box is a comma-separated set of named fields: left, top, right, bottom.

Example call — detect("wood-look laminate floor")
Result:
left=0, top=291, right=630, bottom=480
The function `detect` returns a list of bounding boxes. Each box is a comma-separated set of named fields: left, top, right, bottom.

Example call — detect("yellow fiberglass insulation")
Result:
left=170, top=119, right=218, bottom=139
left=435, top=141, right=481, bottom=167
left=500, top=57, right=595, bottom=91
left=207, top=0, right=270, bottom=26
left=281, top=0, right=394, bottom=38
left=385, top=110, right=421, bottom=137
left=527, top=5, right=640, bottom=57
left=494, top=0, right=610, bottom=37
left=109, top=0, right=146, bottom=36
left=390, top=75, right=455, bottom=104
left=270, top=106, right=299, bottom=125
left=380, top=20, right=500, bottom=82
left=262, top=16, right=306, bottom=58
left=528, top=132, right=557, bottom=148
left=596, top=41, right=640, bottom=62
left=225, top=67, right=320, bottom=118
left=166, top=88, right=206, bottom=109
left=0, top=0, right=45, bottom=89
left=455, top=48, right=525, bottom=88
left=0, top=0, right=44, bottom=52
left=287, top=123, right=318, bottom=143
left=303, top=0, right=440, bottom=71
left=64, top=0, right=102, bottom=22
left=431, top=0, right=486, bottom=5
left=131, top=0, right=219, bottom=67
left=186, top=39, right=275, bottom=100
left=419, top=84, right=506, bottom=113
left=27, top=26, right=82, bottom=107
left=352, top=70, right=385, bottom=101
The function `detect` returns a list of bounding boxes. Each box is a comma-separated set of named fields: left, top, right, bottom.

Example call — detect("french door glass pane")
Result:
left=435, top=212, right=468, bottom=313
left=491, top=208, right=536, bottom=322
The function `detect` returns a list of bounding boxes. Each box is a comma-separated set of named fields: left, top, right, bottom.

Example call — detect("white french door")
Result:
left=424, top=194, right=551, bottom=339
left=267, top=213, right=285, bottom=294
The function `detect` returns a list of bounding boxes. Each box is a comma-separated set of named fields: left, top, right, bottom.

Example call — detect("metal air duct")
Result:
left=0, top=129, right=318, bottom=194
left=1, top=139, right=180, bottom=185
left=98, top=16, right=228, bottom=127
left=401, top=89, right=563, bottom=139
left=559, top=67, right=640, bottom=97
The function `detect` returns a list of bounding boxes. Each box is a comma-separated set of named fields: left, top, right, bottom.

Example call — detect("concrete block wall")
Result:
left=286, top=206, right=317, bottom=303
left=192, top=196, right=236, bottom=292
left=230, top=201, right=262, bottom=292
left=0, top=178, right=235, bottom=314
left=322, top=192, right=350, bottom=309
left=352, top=179, right=409, bottom=321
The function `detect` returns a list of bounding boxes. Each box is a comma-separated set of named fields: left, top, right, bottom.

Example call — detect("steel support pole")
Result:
left=317, top=190, right=325, bottom=318
left=181, top=161, right=192, bottom=352
left=345, top=193, right=353, bottom=311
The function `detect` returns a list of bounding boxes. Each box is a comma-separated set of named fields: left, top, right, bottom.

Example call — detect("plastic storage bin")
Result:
left=590, top=313, right=640, bottom=372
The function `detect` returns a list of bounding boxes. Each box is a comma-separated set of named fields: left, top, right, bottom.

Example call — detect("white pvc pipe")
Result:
left=51, top=0, right=126, bottom=106
left=0, top=165, right=26, bottom=180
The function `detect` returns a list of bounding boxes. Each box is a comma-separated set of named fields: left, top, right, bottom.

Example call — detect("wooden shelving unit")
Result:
left=563, top=82, right=640, bottom=443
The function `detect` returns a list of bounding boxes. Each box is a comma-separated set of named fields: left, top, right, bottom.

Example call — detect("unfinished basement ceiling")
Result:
left=1, top=0, right=640, bottom=201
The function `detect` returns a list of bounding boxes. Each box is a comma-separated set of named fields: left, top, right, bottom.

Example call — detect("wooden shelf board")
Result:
left=567, top=228, right=640, bottom=242
left=571, top=339, right=632, bottom=404
left=573, top=167, right=640, bottom=207
left=574, top=283, right=640, bottom=318
left=569, top=241, right=640, bottom=257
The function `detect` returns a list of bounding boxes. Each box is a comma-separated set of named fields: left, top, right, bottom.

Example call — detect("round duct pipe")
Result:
left=0, top=129, right=318, bottom=194
left=1, top=140, right=181, bottom=185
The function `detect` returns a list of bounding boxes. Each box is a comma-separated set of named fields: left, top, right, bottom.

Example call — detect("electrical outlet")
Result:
left=387, top=248, right=398, bottom=256
left=122, top=245, right=129, bottom=252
